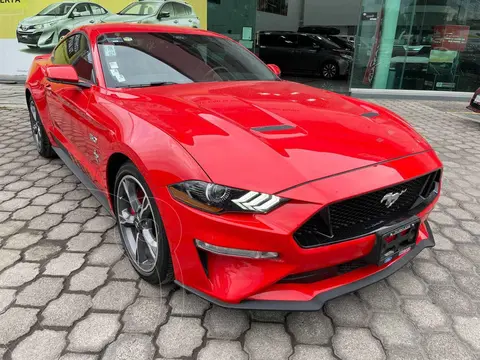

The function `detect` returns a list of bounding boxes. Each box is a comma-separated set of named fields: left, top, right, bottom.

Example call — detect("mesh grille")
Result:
left=294, top=172, right=438, bottom=248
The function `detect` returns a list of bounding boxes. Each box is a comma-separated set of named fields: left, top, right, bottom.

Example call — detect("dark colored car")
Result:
left=467, top=87, right=480, bottom=113
left=258, top=31, right=353, bottom=79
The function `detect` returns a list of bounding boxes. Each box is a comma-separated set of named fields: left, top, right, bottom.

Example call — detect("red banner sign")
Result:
left=432, top=25, right=470, bottom=51
left=363, top=10, right=384, bottom=85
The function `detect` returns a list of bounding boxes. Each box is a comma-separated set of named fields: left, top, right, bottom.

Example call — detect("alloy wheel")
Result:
left=29, top=99, right=42, bottom=152
left=116, top=175, right=159, bottom=273
left=323, top=63, right=337, bottom=79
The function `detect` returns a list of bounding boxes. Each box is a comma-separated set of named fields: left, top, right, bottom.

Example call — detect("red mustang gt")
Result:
left=25, top=24, right=442, bottom=310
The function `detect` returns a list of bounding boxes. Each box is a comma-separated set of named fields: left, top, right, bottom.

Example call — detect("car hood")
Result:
left=102, top=14, right=149, bottom=23
left=118, top=81, right=431, bottom=194
left=20, top=16, right=60, bottom=26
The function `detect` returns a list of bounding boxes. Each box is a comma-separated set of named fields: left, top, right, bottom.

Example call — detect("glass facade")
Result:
left=205, top=0, right=480, bottom=94
left=351, top=0, right=480, bottom=92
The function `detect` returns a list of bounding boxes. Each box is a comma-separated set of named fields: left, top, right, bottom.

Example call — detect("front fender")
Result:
left=106, top=112, right=211, bottom=199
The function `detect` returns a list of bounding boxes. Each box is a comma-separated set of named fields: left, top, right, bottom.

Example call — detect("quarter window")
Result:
left=160, top=3, right=175, bottom=17
left=90, top=4, right=107, bottom=15
left=173, top=3, right=191, bottom=16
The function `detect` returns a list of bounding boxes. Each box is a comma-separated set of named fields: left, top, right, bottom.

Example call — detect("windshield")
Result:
left=37, top=3, right=73, bottom=16
left=97, top=32, right=277, bottom=88
left=118, top=2, right=162, bottom=15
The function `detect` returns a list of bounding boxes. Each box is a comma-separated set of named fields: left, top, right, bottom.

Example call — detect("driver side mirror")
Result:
left=267, top=64, right=281, bottom=77
left=159, top=11, right=170, bottom=18
left=46, top=65, right=91, bottom=88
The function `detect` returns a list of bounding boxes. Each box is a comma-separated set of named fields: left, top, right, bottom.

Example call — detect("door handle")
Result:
left=174, top=20, right=179, bottom=24
left=188, top=19, right=192, bottom=22
left=89, top=19, right=95, bottom=23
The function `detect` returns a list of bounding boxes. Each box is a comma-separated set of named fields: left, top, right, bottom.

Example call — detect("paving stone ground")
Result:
left=0, top=84, right=480, bottom=359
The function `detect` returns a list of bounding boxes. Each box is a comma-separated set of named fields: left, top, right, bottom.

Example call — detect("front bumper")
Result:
left=177, top=224, right=434, bottom=311
left=16, top=29, right=56, bottom=47
left=156, top=150, right=442, bottom=310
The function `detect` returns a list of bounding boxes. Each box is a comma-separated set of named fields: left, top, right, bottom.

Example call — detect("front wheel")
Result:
left=321, top=62, right=339, bottom=79
left=114, top=162, right=174, bottom=284
left=28, top=97, right=55, bottom=158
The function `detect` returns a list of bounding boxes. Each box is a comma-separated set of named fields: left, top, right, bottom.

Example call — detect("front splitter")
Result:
left=175, top=224, right=435, bottom=311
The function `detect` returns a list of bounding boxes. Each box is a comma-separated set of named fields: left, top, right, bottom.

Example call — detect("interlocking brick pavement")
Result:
left=0, top=85, right=480, bottom=359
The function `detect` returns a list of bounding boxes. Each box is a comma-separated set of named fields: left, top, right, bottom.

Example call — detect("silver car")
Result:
left=103, top=1, right=200, bottom=28
left=17, top=2, right=111, bottom=48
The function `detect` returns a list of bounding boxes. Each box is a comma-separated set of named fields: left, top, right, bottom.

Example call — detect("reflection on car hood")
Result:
left=20, top=16, right=60, bottom=26
left=116, top=81, right=432, bottom=193
left=102, top=14, right=152, bottom=23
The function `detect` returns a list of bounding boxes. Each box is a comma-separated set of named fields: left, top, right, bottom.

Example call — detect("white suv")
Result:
left=103, top=1, right=200, bottom=28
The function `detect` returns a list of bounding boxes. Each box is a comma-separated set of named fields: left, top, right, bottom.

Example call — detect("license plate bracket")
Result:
left=372, top=218, right=420, bottom=266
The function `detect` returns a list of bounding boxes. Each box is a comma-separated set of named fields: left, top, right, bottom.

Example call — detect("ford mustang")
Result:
left=25, top=24, right=442, bottom=310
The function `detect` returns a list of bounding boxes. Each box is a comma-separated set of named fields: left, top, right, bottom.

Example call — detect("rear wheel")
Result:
left=321, top=62, right=339, bottom=79
left=114, top=162, right=174, bottom=284
left=28, top=97, right=55, bottom=158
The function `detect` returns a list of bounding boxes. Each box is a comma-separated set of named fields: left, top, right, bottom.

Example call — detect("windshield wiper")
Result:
left=123, top=82, right=178, bottom=88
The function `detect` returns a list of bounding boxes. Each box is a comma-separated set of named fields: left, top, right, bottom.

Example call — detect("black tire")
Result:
left=321, top=61, right=339, bottom=79
left=28, top=97, right=55, bottom=158
left=113, top=161, right=174, bottom=284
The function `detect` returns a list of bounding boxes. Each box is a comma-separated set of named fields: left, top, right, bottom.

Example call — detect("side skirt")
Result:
left=52, top=144, right=113, bottom=216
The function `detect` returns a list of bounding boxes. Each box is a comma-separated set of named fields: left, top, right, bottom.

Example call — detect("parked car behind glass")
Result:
left=17, top=2, right=110, bottom=48
left=102, top=1, right=200, bottom=28
left=258, top=31, right=353, bottom=79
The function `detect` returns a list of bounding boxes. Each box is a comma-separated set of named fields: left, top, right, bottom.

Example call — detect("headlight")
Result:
left=168, top=180, right=287, bottom=214
left=34, top=22, right=55, bottom=30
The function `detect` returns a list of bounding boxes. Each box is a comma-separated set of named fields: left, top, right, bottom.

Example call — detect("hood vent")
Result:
left=251, top=124, right=295, bottom=133
left=361, top=112, right=380, bottom=118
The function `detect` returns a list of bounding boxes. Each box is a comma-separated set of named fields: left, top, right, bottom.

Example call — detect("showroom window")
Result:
left=257, top=0, right=289, bottom=16
left=351, top=0, right=480, bottom=92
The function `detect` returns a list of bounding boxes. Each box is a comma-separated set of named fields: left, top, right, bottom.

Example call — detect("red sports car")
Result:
left=25, top=24, right=442, bottom=310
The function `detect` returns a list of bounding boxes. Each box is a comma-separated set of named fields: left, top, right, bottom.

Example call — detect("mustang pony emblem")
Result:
left=381, top=189, right=407, bottom=208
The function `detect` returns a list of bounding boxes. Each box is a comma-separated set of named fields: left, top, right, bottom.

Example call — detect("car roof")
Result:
left=77, top=23, right=220, bottom=39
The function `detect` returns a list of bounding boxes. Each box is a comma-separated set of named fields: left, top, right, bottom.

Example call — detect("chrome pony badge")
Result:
left=381, top=189, right=407, bottom=208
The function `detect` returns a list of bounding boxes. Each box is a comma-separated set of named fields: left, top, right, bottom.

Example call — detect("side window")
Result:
left=275, top=34, right=297, bottom=48
left=298, top=35, right=316, bottom=48
left=72, top=3, right=92, bottom=17
left=54, top=34, right=94, bottom=82
left=90, top=4, right=107, bottom=15
left=69, top=34, right=94, bottom=82
left=52, top=40, right=69, bottom=65
left=160, top=3, right=174, bottom=18
left=184, top=5, right=193, bottom=15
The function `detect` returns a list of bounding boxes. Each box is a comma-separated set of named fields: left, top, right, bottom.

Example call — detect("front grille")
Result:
left=16, top=31, right=42, bottom=45
left=294, top=170, right=441, bottom=248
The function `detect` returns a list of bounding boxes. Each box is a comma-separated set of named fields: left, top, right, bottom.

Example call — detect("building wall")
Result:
left=303, top=0, right=362, bottom=27
left=256, top=0, right=304, bottom=32
left=208, top=0, right=256, bottom=38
